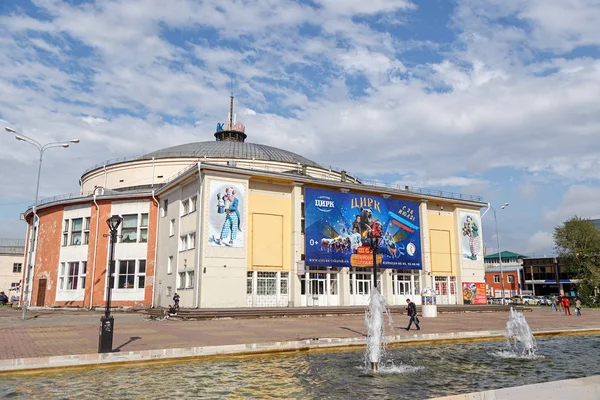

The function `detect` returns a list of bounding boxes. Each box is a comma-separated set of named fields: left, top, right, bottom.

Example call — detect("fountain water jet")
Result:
left=365, top=287, right=393, bottom=372
left=505, top=307, right=537, bottom=356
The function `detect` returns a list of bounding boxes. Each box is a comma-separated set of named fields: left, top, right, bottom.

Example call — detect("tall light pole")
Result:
left=99, top=215, right=122, bottom=353
left=368, top=232, right=382, bottom=290
left=5, top=127, right=80, bottom=320
left=483, top=202, right=509, bottom=300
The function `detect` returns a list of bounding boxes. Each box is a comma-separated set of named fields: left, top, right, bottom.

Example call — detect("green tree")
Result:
left=553, top=216, right=600, bottom=304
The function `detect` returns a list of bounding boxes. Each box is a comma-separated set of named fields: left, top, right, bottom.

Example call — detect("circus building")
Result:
left=20, top=97, right=488, bottom=309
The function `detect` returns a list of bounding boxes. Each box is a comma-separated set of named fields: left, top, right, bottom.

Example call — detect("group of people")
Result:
left=551, top=295, right=582, bottom=316
left=163, top=293, right=180, bottom=319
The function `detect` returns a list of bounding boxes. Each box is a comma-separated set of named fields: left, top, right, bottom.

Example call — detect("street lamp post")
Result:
left=99, top=215, right=122, bottom=353
left=368, top=233, right=382, bottom=290
left=5, top=127, right=79, bottom=321
left=483, top=202, right=509, bottom=300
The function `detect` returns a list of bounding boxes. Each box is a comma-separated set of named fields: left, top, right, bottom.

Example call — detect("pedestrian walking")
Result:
left=575, top=298, right=582, bottom=316
left=558, top=295, right=564, bottom=311
left=173, top=293, right=180, bottom=310
left=563, top=297, right=571, bottom=315
left=405, top=299, right=420, bottom=331
left=551, top=295, right=557, bottom=312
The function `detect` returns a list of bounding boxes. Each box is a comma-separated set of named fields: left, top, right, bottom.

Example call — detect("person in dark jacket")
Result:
left=173, top=293, right=180, bottom=310
left=405, top=299, right=420, bottom=331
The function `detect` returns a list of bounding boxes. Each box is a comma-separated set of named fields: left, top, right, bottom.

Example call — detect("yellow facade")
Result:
left=428, top=211, right=457, bottom=276
left=247, top=181, right=292, bottom=271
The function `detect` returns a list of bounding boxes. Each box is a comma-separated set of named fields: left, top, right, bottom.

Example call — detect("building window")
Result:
left=166, top=286, right=172, bottom=296
left=257, top=272, right=277, bottom=295
left=494, top=275, right=500, bottom=283
left=11, top=282, right=19, bottom=288
left=59, top=261, right=86, bottom=290
left=178, top=272, right=186, bottom=289
left=169, top=219, right=175, bottom=236
left=161, top=199, right=168, bottom=217
left=186, top=271, right=194, bottom=289
left=167, top=256, right=173, bottom=274
left=117, top=260, right=136, bottom=288
left=247, top=272, right=253, bottom=294
left=13, top=263, right=22, bottom=273
left=179, top=232, right=195, bottom=251
left=63, top=219, right=69, bottom=246
left=70, top=218, right=83, bottom=245
left=114, top=259, right=145, bottom=289
left=181, top=199, right=190, bottom=216
left=83, top=217, right=91, bottom=245
left=508, top=275, right=515, bottom=283
left=138, top=260, right=146, bottom=289
left=120, top=214, right=138, bottom=243
left=280, top=272, right=289, bottom=295
left=140, top=213, right=149, bottom=243
left=189, top=196, right=197, bottom=213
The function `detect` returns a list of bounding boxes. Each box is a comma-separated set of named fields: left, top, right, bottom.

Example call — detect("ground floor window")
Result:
left=111, top=259, right=146, bottom=289
left=247, top=271, right=290, bottom=307
left=59, top=261, right=87, bottom=290
left=177, top=270, right=194, bottom=290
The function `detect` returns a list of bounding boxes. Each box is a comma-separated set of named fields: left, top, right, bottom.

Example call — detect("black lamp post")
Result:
left=368, top=233, right=382, bottom=290
left=99, top=215, right=122, bottom=353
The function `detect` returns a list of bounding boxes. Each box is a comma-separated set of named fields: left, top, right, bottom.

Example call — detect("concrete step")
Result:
left=146, top=305, right=531, bottom=320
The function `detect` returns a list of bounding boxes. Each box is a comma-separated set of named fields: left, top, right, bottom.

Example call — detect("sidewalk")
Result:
left=1, top=307, right=599, bottom=361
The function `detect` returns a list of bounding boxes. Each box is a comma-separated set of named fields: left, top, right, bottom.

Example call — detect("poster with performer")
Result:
left=304, top=188, right=422, bottom=269
left=462, top=282, right=487, bottom=304
left=208, top=180, right=245, bottom=247
left=459, top=211, right=483, bottom=261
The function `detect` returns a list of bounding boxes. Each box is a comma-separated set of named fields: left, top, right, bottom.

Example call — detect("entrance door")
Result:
left=301, top=269, right=340, bottom=306
left=37, top=278, right=47, bottom=306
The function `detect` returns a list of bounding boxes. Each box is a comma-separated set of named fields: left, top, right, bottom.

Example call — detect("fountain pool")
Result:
left=1, top=335, right=599, bottom=399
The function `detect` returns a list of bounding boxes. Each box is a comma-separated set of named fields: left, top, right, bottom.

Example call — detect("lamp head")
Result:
left=70, top=139, right=80, bottom=144
left=15, top=135, right=26, bottom=141
left=106, top=215, right=123, bottom=231
left=61, top=144, right=69, bottom=148
left=5, top=127, right=17, bottom=133
left=501, top=202, right=509, bottom=209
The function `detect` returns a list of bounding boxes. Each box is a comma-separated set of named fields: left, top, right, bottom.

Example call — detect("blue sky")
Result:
left=1, top=0, right=600, bottom=256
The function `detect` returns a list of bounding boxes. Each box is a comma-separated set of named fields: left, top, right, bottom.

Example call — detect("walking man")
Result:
left=405, top=299, right=420, bottom=331
left=551, top=295, right=557, bottom=312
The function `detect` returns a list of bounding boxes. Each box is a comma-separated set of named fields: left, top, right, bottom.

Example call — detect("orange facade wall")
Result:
left=25, top=197, right=156, bottom=308
left=30, top=206, right=63, bottom=307
left=144, top=199, right=158, bottom=307
left=89, top=200, right=112, bottom=308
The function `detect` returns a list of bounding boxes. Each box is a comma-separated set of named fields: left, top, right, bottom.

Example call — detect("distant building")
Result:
left=592, top=219, right=600, bottom=229
left=483, top=251, right=527, bottom=297
left=521, top=257, right=579, bottom=296
left=0, top=238, right=25, bottom=299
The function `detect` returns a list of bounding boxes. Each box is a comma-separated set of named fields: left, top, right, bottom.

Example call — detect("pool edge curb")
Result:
left=1, top=327, right=600, bottom=375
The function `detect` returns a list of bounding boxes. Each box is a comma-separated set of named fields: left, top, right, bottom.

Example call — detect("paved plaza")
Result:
left=1, top=307, right=600, bottom=361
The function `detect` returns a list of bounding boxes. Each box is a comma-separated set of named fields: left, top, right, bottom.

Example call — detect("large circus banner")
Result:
left=304, top=188, right=422, bottom=269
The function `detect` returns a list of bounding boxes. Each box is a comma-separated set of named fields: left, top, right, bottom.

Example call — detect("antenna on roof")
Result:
left=229, top=76, right=234, bottom=129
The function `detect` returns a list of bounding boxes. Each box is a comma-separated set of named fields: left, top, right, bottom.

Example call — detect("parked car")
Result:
left=536, top=296, right=551, bottom=305
left=511, top=295, right=540, bottom=305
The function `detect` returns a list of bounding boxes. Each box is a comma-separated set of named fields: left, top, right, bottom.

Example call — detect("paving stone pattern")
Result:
left=1, top=308, right=599, bottom=361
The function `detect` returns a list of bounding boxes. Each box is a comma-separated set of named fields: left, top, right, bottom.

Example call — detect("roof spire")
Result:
left=229, top=77, right=234, bottom=129
left=214, top=77, right=247, bottom=142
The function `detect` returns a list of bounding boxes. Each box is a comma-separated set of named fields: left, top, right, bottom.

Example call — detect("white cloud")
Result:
left=545, top=185, right=600, bottom=224
left=1, top=0, right=600, bottom=241
left=526, top=230, right=555, bottom=255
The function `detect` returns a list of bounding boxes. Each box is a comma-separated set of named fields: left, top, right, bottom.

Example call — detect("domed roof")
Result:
left=143, top=141, right=321, bottom=168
